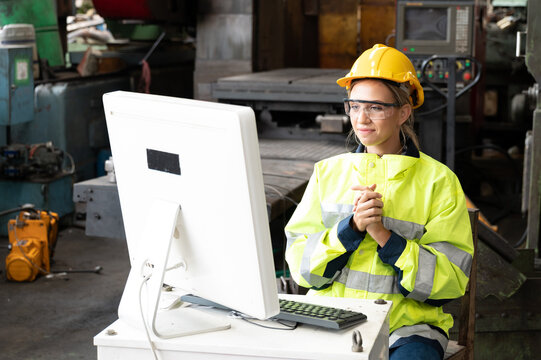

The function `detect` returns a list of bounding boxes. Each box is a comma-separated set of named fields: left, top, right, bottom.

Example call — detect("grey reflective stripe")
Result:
left=336, top=267, right=401, bottom=294
left=285, top=230, right=303, bottom=250
left=336, top=265, right=349, bottom=284
left=406, top=246, right=436, bottom=302
left=429, top=242, right=473, bottom=276
left=320, top=202, right=354, bottom=228
left=300, top=231, right=335, bottom=288
left=390, top=324, right=449, bottom=352
left=382, top=216, right=425, bottom=240
left=320, top=203, right=426, bottom=240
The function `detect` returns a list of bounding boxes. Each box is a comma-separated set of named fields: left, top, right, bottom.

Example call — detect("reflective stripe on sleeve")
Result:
left=336, top=267, right=401, bottom=295
left=285, top=230, right=302, bottom=250
left=406, top=246, right=436, bottom=302
left=429, top=241, right=473, bottom=276
left=299, top=231, right=335, bottom=288
left=382, top=216, right=426, bottom=240
left=320, top=203, right=426, bottom=241
left=320, top=202, right=354, bottom=228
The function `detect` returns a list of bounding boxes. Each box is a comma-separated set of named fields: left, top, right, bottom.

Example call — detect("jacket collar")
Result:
left=352, top=137, right=420, bottom=180
left=354, top=137, right=420, bottom=158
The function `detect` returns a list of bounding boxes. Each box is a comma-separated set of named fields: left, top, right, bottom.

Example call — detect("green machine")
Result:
left=0, top=0, right=73, bottom=235
left=0, top=0, right=64, bottom=67
left=0, top=24, right=34, bottom=136
left=0, top=27, right=73, bottom=235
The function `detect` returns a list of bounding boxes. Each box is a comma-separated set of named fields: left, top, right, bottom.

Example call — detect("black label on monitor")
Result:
left=146, top=149, right=181, bottom=175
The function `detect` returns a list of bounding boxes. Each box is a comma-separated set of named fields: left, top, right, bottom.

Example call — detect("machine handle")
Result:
left=516, top=31, right=527, bottom=58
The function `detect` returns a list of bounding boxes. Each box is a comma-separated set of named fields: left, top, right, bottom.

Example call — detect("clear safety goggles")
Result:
left=343, top=99, right=399, bottom=120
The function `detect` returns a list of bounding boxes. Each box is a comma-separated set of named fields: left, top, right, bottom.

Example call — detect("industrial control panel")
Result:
left=395, top=0, right=475, bottom=85
left=411, top=57, right=475, bottom=85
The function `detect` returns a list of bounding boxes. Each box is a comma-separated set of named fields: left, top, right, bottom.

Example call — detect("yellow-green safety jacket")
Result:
left=285, top=142, right=473, bottom=351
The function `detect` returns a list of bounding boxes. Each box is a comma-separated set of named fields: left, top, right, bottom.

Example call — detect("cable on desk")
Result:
left=229, top=311, right=298, bottom=330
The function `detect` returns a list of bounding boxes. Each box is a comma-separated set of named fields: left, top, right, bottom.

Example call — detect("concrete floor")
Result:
left=0, top=227, right=130, bottom=360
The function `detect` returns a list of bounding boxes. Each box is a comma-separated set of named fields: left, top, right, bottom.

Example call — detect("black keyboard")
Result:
left=180, top=294, right=367, bottom=330
left=275, top=299, right=367, bottom=329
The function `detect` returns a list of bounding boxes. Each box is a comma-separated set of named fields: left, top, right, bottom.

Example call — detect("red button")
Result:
left=463, top=72, right=472, bottom=81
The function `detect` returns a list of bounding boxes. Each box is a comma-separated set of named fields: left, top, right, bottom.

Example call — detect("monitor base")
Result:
left=153, top=306, right=231, bottom=339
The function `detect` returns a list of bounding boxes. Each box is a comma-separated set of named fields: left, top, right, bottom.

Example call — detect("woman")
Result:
left=285, top=44, right=474, bottom=360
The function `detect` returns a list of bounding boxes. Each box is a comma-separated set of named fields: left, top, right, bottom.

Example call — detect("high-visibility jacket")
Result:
left=285, top=143, right=473, bottom=350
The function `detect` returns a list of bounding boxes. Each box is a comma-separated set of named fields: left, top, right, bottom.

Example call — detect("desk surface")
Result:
left=95, top=294, right=391, bottom=360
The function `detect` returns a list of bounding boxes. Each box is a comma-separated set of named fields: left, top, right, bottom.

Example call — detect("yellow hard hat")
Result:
left=337, top=44, right=424, bottom=109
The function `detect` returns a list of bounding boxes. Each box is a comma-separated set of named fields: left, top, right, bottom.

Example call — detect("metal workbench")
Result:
left=211, top=68, right=347, bottom=113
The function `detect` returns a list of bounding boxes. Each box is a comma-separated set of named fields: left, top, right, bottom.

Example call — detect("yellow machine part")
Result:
left=6, top=238, right=43, bottom=281
left=5, top=210, right=59, bottom=282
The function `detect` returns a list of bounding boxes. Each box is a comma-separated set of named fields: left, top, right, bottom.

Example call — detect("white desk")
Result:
left=94, top=294, right=392, bottom=360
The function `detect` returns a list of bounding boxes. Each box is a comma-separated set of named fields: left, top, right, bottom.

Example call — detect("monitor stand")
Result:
left=118, top=199, right=231, bottom=339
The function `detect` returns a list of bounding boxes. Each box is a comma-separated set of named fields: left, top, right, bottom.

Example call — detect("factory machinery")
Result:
left=1, top=0, right=540, bottom=357
left=0, top=0, right=196, bottom=282
left=2, top=206, right=59, bottom=282
left=0, top=0, right=196, bottom=237
left=0, top=19, right=75, bottom=237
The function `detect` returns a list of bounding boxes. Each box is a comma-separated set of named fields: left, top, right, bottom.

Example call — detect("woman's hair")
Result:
left=346, top=79, right=420, bottom=151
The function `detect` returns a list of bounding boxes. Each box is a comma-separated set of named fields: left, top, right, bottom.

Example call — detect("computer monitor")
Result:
left=102, top=91, right=280, bottom=338
left=395, top=1, right=474, bottom=56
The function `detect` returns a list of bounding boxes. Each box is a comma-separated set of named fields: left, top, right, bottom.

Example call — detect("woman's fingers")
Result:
left=352, top=197, right=384, bottom=231
left=353, top=187, right=382, bottom=207
left=351, top=184, right=383, bottom=231
left=351, top=183, right=377, bottom=192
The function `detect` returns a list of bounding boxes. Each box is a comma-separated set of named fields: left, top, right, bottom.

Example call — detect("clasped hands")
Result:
left=351, top=184, right=391, bottom=247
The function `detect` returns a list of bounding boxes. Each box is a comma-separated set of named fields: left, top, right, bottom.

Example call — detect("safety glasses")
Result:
left=343, top=99, right=399, bottom=120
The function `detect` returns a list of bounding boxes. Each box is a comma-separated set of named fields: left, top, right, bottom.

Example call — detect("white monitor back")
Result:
left=103, top=91, right=279, bottom=332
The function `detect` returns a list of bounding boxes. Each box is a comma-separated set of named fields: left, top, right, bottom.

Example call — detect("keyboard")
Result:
left=276, top=298, right=367, bottom=329
left=179, top=294, right=367, bottom=330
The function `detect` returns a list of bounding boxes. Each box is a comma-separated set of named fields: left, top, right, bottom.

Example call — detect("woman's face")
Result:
left=348, top=79, right=410, bottom=152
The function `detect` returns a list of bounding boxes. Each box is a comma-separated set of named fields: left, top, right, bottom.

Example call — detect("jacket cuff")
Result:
left=377, top=231, right=407, bottom=265
left=337, top=214, right=366, bottom=252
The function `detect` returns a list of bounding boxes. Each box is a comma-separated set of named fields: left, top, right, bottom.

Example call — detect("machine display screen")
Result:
left=404, top=7, right=448, bottom=41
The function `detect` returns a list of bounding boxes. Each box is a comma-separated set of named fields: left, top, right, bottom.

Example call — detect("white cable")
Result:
left=138, top=273, right=161, bottom=360
left=63, top=151, right=76, bottom=175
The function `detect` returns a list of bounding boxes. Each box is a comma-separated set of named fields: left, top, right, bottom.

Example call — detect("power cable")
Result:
left=514, top=228, right=528, bottom=248
left=228, top=311, right=298, bottom=330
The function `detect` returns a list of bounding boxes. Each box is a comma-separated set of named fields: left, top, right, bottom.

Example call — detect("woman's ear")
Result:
left=398, top=104, right=412, bottom=126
